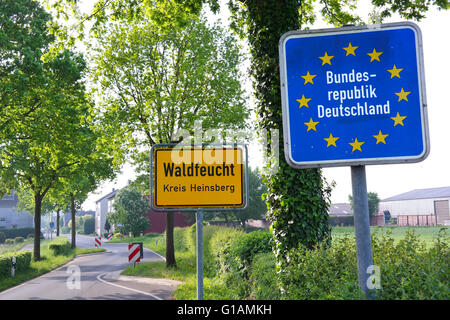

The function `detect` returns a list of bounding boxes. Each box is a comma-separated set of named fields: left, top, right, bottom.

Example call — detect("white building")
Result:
left=95, top=188, right=118, bottom=236
left=379, top=186, right=450, bottom=226
left=0, top=190, right=34, bottom=229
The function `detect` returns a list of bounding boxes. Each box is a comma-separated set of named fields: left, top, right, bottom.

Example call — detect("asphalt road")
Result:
left=0, top=234, right=181, bottom=300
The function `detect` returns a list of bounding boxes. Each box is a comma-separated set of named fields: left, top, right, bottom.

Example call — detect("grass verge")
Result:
left=0, top=245, right=105, bottom=292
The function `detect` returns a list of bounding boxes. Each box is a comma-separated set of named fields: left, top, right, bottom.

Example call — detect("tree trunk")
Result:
left=33, top=193, right=42, bottom=261
left=56, top=208, right=60, bottom=237
left=165, top=212, right=176, bottom=268
left=70, top=193, right=76, bottom=249
left=244, top=0, right=332, bottom=262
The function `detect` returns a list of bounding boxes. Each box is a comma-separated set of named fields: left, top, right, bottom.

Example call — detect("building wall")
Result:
left=0, top=193, right=34, bottom=229
left=379, top=197, right=450, bottom=224
left=379, top=199, right=436, bottom=216
left=144, top=209, right=194, bottom=234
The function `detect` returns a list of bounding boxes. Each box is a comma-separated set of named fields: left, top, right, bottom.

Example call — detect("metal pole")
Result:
left=196, top=209, right=204, bottom=300
left=351, top=165, right=374, bottom=298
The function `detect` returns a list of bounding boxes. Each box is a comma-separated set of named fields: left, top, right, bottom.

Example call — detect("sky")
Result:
left=81, top=1, right=450, bottom=211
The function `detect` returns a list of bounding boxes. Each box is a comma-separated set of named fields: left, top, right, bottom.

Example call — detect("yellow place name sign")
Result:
left=152, top=145, right=246, bottom=209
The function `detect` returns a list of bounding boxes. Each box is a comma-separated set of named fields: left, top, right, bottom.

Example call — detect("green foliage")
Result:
left=48, top=236, right=71, bottom=256
left=0, top=232, right=5, bottom=244
left=348, top=191, right=380, bottom=216
left=227, top=0, right=335, bottom=269
left=248, top=252, right=280, bottom=300
left=281, top=234, right=363, bottom=299
left=0, top=0, right=115, bottom=260
left=0, top=228, right=42, bottom=240
left=371, top=0, right=449, bottom=21
left=14, top=237, right=25, bottom=244
left=0, top=251, right=32, bottom=278
left=370, top=228, right=449, bottom=299
left=209, top=226, right=245, bottom=276
left=110, top=187, right=150, bottom=237
left=280, top=229, right=449, bottom=300
left=83, top=215, right=95, bottom=235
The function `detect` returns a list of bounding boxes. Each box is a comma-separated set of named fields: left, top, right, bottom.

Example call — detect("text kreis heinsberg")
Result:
left=162, top=162, right=237, bottom=194
left=317, top=69, right=391, bottom=119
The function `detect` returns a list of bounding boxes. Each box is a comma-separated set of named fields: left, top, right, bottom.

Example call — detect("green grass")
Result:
left=0, top=245, right=105, bottom=292
left=0, top=238, right=36, bottom=254
left=332, top=226, right=448, bottom=245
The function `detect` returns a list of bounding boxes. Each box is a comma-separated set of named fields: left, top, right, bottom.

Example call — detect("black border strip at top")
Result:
left=151, top=144, right=248, bottom=211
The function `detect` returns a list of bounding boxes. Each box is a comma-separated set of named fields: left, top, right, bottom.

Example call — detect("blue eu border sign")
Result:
left=279, top=22, right=429, bottom=169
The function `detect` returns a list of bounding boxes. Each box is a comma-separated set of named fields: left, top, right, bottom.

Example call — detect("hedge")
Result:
left=0, top=227, right=44, bottom=239
left=48, top=236, right=71, bottom=256
left=0, top=251, right=32, bottom=278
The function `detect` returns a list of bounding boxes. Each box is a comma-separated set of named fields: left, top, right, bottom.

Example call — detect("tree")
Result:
left=110, top=187, right=150, bottom=237
left=222, top=167, right=267, bottom=226
left=39, top=0, right=448, bottom=266
left=89, top=11, right=249, bottom=268
left=0, top=0, right=54, bottom=141
left=349, top=192, right=380, bottom=217
left=83, top=215, right=95, bottom=234
left=0, top=0, right=117, bottom=260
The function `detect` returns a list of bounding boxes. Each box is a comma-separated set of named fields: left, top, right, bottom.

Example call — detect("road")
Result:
left=0, top=234, right=181, bottom=300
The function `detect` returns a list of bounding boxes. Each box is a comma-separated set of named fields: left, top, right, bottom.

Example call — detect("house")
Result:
left=379, top=186, right=450, bottom=226
left=328, top=203, right=353, bottom=217
left=95, top=188, right=118, bottom=235
left=0, top=190, right=34, bottom=229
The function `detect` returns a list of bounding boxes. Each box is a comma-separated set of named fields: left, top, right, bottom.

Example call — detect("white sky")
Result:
left=81, top=1, right=450, bottom=210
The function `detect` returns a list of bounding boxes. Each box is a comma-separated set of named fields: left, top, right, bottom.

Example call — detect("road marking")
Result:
left=96, top=272, right=163, bottom=300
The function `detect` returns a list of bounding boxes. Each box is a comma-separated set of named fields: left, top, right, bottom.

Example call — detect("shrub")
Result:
left=27, top=234, right=34, bottom=239
left=370, top=228, right=449, bottom=300
left=210, top=229, right=272, bottom=299
left=0, top=232, right=5, bottom=244
left=279, top=229, right=449, bottom=300
left=281, top=234, right=363, bottom=300
left=5, top=238, right=14, bottom=245
left=83, top=216, right=95, bottom=234
left=249, top=252, right=280, bottom=300
left=0, top=251, right=32, bottom=277
left=14, top=236, right=25, bottom=244
left=0, top=227, right=42, bottom=239
left=230, top=229, right=272, bottom=278
left=210, top=227, right=245, bottom=276
left=48, top=236, right=71, bottom=256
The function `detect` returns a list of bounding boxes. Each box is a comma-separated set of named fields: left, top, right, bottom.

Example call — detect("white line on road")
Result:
left=96, top=272, right=163, bottom=300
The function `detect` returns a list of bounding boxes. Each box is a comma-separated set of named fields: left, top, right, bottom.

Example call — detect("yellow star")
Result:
left=342, top=42, right=358, bottom=56
left=304, top=118, right=319, bottom=132
left=391, top=112, right=407, bottom=126
left=349, top=138, right=365, bottom=152
left=296, top=94, right=311, bottom=108
left=324, top=133, right=339, bottom=148
left=387, top=65, right=403, bottom=79
left=318, top=52, right=334, bottom=66
left=395, top=88, right=411, bottom=102
left=373, top=130, right=389, bottom=144
left=301, top=71, right=317, bottom=85
left=367, top=48, right=383, bottom=62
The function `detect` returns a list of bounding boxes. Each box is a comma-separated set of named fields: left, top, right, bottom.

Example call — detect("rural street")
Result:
left=0, top=234, right=181, bottom=300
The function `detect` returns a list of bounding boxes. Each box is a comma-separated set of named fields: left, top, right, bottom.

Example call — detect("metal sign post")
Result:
left=11, top=257, right=16, bottom=278
left=150, top=144, right=249, bottom=300
left=196, top=209, right=204, bottom=300
left=351, top=166, right=374, bottom=298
